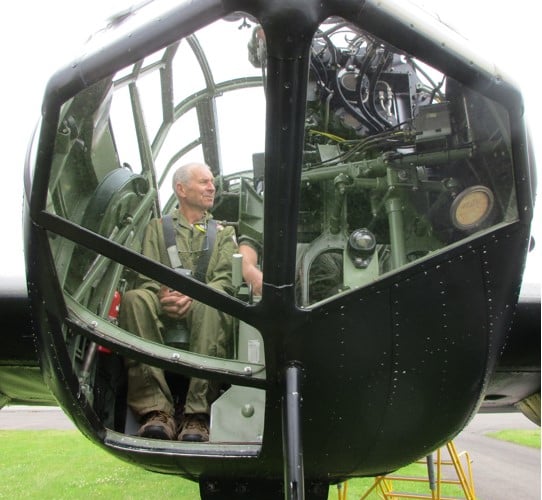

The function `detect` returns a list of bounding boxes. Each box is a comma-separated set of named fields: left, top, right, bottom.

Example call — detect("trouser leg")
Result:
left=119, top=288, right=174, bottom=419
left=184, top=301, right=233, bottom=415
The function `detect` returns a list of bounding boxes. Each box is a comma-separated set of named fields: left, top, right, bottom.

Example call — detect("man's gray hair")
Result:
left=172, top=162, right=211, bottom=191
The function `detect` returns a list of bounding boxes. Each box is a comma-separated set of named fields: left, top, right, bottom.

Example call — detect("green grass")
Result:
left=0, top=428, right=537, bottom=499
left=0, top=430, right=466, bottom=499
left=0, top=431, right=198, bottom=499
left=486, top=428, right=541, bottom=449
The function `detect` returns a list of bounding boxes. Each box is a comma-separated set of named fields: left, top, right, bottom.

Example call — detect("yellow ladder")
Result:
left=356, top=440, right=476, bottom=500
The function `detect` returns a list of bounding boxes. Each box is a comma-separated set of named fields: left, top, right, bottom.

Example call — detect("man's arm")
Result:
left=239, top=243, right=263, bottom=296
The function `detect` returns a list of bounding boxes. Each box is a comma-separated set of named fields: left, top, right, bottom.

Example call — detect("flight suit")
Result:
left=120, top=208, right=237, bottom=419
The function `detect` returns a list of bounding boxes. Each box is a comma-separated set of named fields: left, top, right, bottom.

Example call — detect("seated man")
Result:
left=119, top=162, right=237, bottom=442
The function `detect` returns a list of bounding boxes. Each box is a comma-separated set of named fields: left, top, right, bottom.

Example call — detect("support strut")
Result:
left=282, top=363, right=305, bottom=500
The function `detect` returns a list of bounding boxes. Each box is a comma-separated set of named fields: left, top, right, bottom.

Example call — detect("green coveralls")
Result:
left=120, top=209, right=237, bottom=420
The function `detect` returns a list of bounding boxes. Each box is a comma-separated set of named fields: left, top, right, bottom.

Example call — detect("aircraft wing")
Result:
left=481, top=281, right=541, bottom=422
left=0, top=276, right=56, bottom=407
left=2, top=274, right=538, bottom=414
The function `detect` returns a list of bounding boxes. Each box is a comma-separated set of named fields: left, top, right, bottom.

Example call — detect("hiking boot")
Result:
left=178, top=413, right=209, bottom=442
left=138, top=411, right=176, bottom=440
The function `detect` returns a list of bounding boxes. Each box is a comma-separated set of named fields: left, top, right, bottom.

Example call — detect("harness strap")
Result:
left=162, top=214, right=217, bottom=283
left=194, top=219, right=217, bottom=283
left=162, top=214, right=183, bottom=269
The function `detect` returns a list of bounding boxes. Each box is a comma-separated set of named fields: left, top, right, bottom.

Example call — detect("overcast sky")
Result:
left=0, top=0, right=539, bottom=287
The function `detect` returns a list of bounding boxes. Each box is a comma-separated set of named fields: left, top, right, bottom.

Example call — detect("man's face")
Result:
left=177, top=166, right=216, bottom=212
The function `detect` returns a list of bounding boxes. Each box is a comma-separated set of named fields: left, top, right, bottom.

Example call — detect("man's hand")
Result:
left=158, top=286, right=193, bottom=319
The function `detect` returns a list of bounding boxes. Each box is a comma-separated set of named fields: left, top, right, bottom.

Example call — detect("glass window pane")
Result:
left=296, top=19, right=517, bottom=307
left=45, top=15, right=266, bottom=444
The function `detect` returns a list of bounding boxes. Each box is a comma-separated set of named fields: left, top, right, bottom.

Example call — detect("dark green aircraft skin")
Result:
left=0, top=0, right=538, bottom=499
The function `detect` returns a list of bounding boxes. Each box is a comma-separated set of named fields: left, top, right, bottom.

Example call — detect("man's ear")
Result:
left=175, top=182, right=185, bottom=199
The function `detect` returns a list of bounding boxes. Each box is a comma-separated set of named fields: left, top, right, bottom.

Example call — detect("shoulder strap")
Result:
left=163, top=215, right=217, bottom=282
left=194, top=219, right=217, bottom=283
left=162, top=214, right=183, bottom=269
